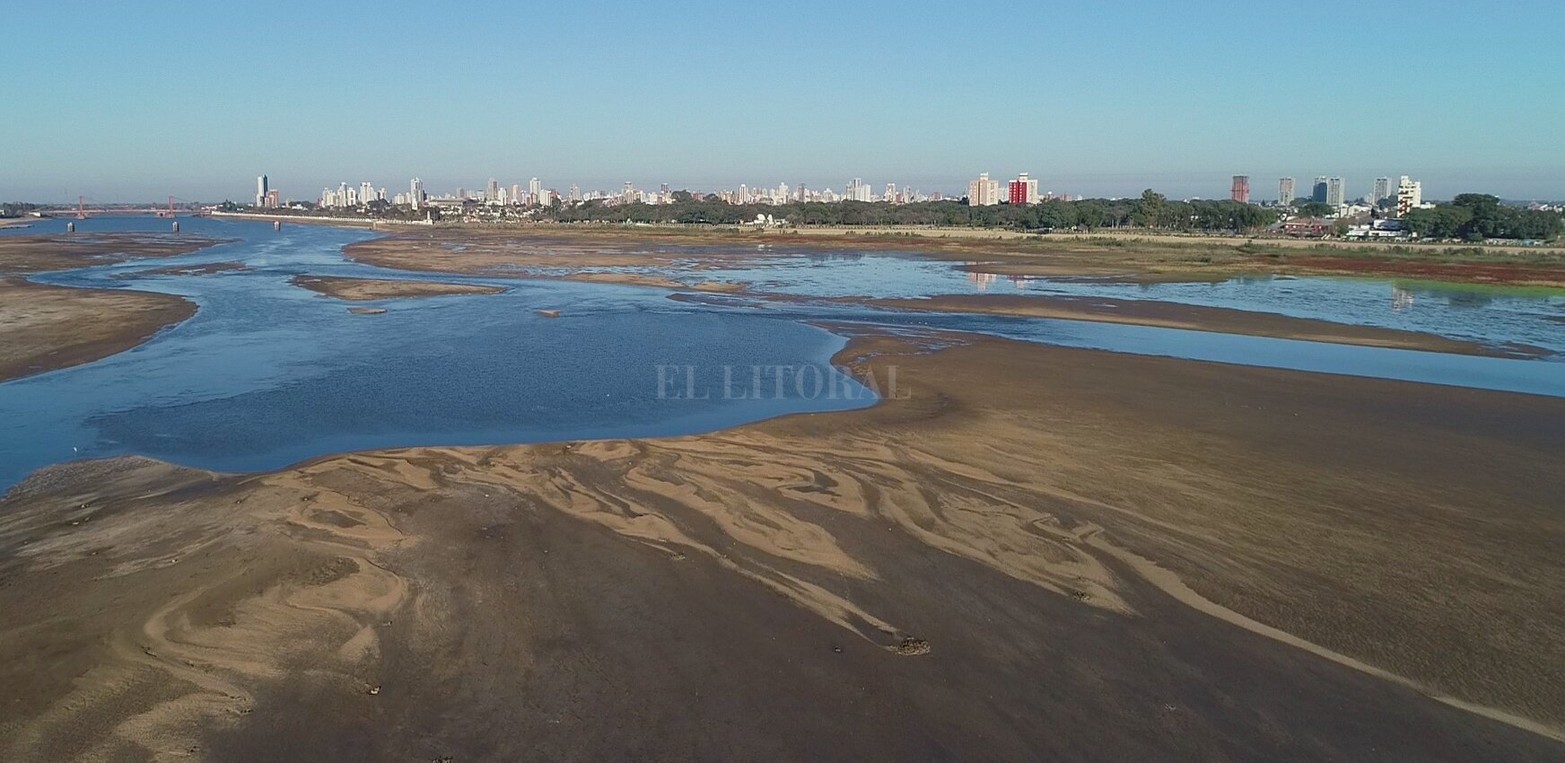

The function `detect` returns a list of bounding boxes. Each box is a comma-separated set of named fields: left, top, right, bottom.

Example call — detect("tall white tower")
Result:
left=256, top=175, right=269, bottom=207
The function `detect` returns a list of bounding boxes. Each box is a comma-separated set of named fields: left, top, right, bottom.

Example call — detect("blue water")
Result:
left=1, top=217, right=1561, bottom=491
left=0, top=218, right=877, bottom=489
left=620, top=254, right=1565, bottom=357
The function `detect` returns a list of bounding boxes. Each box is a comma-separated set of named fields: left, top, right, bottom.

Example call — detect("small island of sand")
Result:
left=289, top=275, right=505, bottom=301
left=0, top=234, right=224, bottom=382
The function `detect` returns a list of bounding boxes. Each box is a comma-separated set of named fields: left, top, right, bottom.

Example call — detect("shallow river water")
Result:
left=1, top=217, right=1561, bottom=490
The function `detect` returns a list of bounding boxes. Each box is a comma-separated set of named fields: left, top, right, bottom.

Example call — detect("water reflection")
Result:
left=701, top=254, right=1564, bottom=357
left=1393, top=286, right=1415, bottom=312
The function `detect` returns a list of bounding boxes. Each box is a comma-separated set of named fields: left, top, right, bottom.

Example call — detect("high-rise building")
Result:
left=1373, top=177, right=1393, bottom=204
left=967, top=173, right=1000, bottom=206
left=1312, top=176, right=1329, bottom=203
left=844, top=178, right=873, bottom=203
left=1008, top=173, right=1040, bottom=205
left=568, top=184, right=582, bottom=202
left=1327, top=177, right=1346, bottom=207
left=256, top=175, right=269, bottom=208
left=529, top=177, right=542, bottom=204
left=1230, top=175, right=1251, bottom=204
left=1396, top=176, right=1423, bottom=218
left=486, top=178, right=500, bottom=203
left=1278, top=177, right=1296, bottom=205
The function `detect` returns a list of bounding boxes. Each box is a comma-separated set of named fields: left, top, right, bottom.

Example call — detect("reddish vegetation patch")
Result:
left=1280, top=256, right=1565, bottom=286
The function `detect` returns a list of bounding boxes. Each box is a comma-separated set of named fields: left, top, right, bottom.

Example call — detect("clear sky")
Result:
left=3, top=0, right=1562, bottom=203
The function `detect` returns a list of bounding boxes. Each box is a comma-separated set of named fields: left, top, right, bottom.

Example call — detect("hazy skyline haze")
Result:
left=3, top=0, right=1563, bottom=202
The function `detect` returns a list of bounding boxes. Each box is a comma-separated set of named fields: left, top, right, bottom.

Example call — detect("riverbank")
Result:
left=0, top=234, right=223, bottom=382
left=342, top=228, right=1560, bottom=356
left=2, top=330, right=1562, bottom=760
left=857, top=293, right=1542, bottom=357
left=0, top=278, right=197, bottom=383
left=331, top=223, right=1565, bottom=288
left=0, top=232, right=225, bottom=274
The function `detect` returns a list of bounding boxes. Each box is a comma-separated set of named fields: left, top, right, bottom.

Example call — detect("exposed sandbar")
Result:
left=344, top=226, right=1565, bottom=289
left=0, top=233, right=228, bottom=275
left=864, top=293, right=1538, bottom=356
left=0, top=234, right=220, bottom=382
left=0, top=278, right=196, bottom=383
left=289, top=275, right=504, bottom=301
left=2, top=333, right=1562, bottom=759
left=125, top=261, right=249, bottom=278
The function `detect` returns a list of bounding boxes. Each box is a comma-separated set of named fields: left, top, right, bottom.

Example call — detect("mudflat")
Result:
left=0, top=234, right=222, bottom=382
left=0, top=279, right=196, bottom=383
left=343, top=229, right=768, bottom=274
left=3, top=332, right=1562, bottom=760
left=0, top=233, right=222, bottom=275
left=289, top=275, right=505, bottom=301
left=345, top=228, right=1557, bottom=357
left=344, top=225, right=1565, bottom=289
left=863, top=293, right=1537, bottom=356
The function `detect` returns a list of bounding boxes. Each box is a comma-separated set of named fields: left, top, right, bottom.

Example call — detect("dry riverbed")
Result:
left=3, top=331, right=1562, bottom=760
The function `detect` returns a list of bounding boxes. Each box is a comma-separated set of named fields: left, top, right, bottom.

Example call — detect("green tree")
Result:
left=1294, top=201, right=1335, bottom=218
left=1133, top=189, right=1166, bottom=228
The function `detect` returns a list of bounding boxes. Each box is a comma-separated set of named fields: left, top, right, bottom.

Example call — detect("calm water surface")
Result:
left=1, top=217, right=1561, bottom=490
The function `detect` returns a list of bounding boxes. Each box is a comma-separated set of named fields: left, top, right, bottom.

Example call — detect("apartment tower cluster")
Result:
left=967, top=172, right=1070, bottom=206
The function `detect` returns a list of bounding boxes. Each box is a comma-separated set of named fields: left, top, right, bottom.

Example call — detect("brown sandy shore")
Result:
left=0, top=234, right=224, bottom=383
left=2, top=332, right=1563, bottom=761
left=345, top=229, right=1548, bottom=356
left=343, top=225, right=1565, bottom=289
left=289, top=275, right=505, bottom=301
left=862, top=294, right=1537, bottom=357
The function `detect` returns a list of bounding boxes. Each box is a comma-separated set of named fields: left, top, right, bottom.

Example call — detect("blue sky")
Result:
left=3, top=1, right=1562, bottom=202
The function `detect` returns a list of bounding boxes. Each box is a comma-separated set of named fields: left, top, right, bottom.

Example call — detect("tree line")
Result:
left=543, top=190, right=1280, bottom=233
left=1403, top=194, right=1562, bottom=242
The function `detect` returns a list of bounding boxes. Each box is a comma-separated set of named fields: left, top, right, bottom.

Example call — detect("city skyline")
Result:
left=240, top=169, right=1453, bottom=209
left=4, top=2, right=1563, bottom=201
left=4, top=168, right=1517, bottom=207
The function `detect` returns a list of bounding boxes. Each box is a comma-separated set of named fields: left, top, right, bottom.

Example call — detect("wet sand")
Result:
left=0, top=233, right=224, bottom=275
left=0, top=234, right=222, bottom=383
left=344, top=226, right=1565, bottom=289
left=124, top=261, right=249, bottom=278
left=864, top=293, right=1537, bottom=356
left=0, top=278, right=197, bottom=383
left=3, top=332, right=1562, bottom=760
left=289, top=275, right=505, bottom=301
left=343, top=229, right=767, bottom=274
left=346, top=229, right=1554, bottom=356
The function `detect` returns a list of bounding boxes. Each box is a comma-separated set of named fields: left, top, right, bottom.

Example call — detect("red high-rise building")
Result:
left=1008, top=173, right=1039, bottom=205
left=1231, top=175, right=1251, bottom=203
